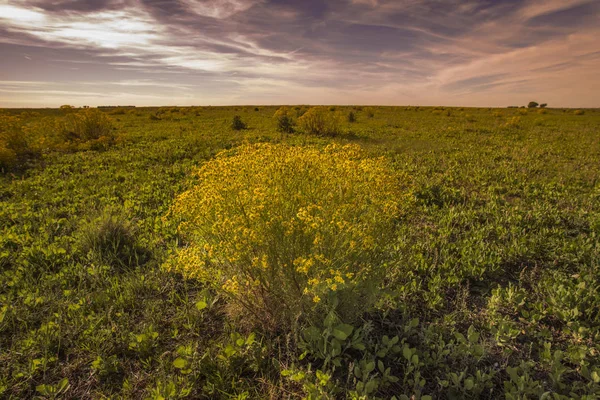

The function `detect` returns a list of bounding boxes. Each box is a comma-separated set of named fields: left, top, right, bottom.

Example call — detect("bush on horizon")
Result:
left=297, top=107, right=343, bottom=136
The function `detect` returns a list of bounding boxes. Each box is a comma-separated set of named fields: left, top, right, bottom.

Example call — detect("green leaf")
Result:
left=353, top=343, right=366, bottom=351
left=173, top=357, right=188, bottom=369
left=467, top=325, right=480, bottom=343
left=303, top=326, right=321, bottom=342
left=591, top=370, right=600, bottom=383
left=195, top=300, right=207, bottom=310
left=331, top=338, right=342, bottom=356
left=36, top=385, right=49, bottom=396
left=464, top=378, right=474, bottom=390
left=56, top=378, right=70, bottom=394
left=333, top=323, right=353, bottom=341
left=365, top=379, right=377, bottom=394
left=411, top=354, right=419, bottom=365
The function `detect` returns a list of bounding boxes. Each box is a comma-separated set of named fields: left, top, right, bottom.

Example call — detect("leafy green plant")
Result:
left=128, top=325, right=159, bottom=358
left=35, top=378, right=70, bottom=399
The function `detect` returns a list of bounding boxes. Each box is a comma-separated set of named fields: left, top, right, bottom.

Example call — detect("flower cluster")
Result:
left=166, top=143, right=412, bottom=327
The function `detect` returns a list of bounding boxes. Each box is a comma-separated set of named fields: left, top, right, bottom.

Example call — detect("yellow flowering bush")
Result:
left=165, top=143, right=412, bottom=328
left=297, top=107, right=343, bottom=136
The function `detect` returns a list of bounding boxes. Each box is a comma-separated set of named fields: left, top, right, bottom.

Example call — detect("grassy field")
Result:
left=1, top=105, right=599, bottom=399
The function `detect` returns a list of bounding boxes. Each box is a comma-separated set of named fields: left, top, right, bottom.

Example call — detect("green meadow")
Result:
left=1, top=105, right=599, bottom=399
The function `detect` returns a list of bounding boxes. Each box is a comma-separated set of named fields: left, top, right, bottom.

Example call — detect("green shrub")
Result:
left=0, top=144, right=17, bottom=170
left=297, top=107, right=343, bottom=136
left=274, top=107, right=294, bottom=133
left=574, top=110, right=585, bottom=115
left=231, top=115, right=246, bottom=130
left=364, top=107, right=375, bottom=118
left=78, top=213, right=147, bottom=270
left=109, top=108, right=127, bottom=115
left=0, top=115, right=37, bottom=170
left=25, top=109, right=115, bottom=152
left=347, top=111, right=356, bottom=123
left=165, top=143, right=412, bottom=329
left=63, top=109, right=113, bottom=141
left=527, top=101, right=539, bottom=108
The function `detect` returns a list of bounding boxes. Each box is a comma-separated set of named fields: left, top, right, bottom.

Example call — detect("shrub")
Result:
left=540, top=103, right=547, bottom=108
left=364, top=107, right=375, bottom=118
left=537, top=109, right=547, bottom=114
left=297, top=107, right=343, bottom=136
left=165, top=143, right=412, bottom=329
left=63, top=109, right=113, bottom=141
left=109, top=108, right=127, bottom=115
left=295, top=106, right=308, bottom=118
left=78, top=213, right=147, bottom=270
left=274, top=107, right=294, bottom=133
left=503, top=116, right=521, bottom=129
left=0, top=144, right=17, bottom=170
left=23, top=110, right=116, bottom=152
left=574, top=110, right=585, bottom=115
left=347, top=111, right=356, bottom=123
left=231, top=115, right=246, bottom=130
left=527, top=101, right=539, bottom=108
left=0, top=115, right=36, bottom=170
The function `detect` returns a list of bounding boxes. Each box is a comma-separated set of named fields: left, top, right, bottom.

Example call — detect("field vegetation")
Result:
left=0, top=105, right=599, bottom=399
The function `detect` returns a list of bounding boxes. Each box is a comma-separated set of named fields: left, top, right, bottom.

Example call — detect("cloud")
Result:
left=0, top=0, right=598, bottom=107
left=182, top=0, right=263, bottom=18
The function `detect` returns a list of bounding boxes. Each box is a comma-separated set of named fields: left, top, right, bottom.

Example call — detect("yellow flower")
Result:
left=164, top=143, right=412, bottom=324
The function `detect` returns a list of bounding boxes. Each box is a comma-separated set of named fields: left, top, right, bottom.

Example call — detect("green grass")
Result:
left=1, top=106, right=599, bottom=399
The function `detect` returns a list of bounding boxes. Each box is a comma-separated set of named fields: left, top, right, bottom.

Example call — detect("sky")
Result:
left=0, top=0, right=599, bottom=108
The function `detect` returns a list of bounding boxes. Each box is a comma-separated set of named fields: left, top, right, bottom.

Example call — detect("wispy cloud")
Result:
left=0, top=0, right=598, bottom=107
